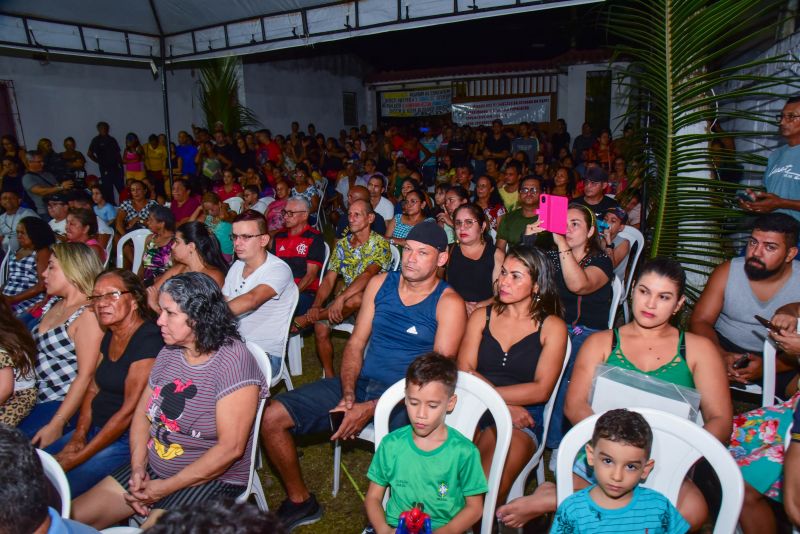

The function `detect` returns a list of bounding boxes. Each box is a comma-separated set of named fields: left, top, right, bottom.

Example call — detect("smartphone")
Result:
left=755, top=314, right=779, bottom=332
left=329, top=411, right=345, bottom=433
left=736, top=191, right=755, bottom=202
left=732, top=354, right=751, bottom=369
left=537, top=194, right=568, bottom=234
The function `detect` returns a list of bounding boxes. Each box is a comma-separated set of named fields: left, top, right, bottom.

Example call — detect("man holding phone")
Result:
left=690, top=213, right=800, bottom=395
left=260, top=222, right=466, bottom=530
left=496, top=175, right=552, bottom=252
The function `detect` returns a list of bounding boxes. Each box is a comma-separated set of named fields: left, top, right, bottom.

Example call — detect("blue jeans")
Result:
left=546, top=325, right=602, bottom=449
left=45, top=426, right=130, bottom=497
left=18, top=401, right=77, bottom=439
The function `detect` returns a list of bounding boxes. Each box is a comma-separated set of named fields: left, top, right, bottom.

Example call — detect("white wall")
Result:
left=556, top=62, right=629, bottom=141
left=0, top=55, right=198, bottom=175
left=243, top=54, right=368, bottom=138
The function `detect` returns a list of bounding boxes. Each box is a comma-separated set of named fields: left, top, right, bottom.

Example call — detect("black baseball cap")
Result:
left=406, top=221, right=448, bottom=252
left=584, top=167, right=608, bottom=183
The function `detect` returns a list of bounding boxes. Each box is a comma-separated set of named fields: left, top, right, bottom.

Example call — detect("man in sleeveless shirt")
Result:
left=261, top=221, right=466, bottom=530
left=691, top=213, right=800, bottom=397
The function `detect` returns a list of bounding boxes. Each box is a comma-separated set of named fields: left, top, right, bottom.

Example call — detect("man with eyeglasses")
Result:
left=497, top=175, right=550, bottom=252
left=271, top=197, right=326, bottom=321
left=23, top=151, right=72, bottom=220
left=222, top=209, right=294, bottom=376
left=741, top=96, right=800, bottom=223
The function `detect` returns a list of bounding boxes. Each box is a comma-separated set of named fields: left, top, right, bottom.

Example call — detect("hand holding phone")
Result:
left=755, top=314, right=779, bottom=332
left=329, top=410, right=345, bottom=433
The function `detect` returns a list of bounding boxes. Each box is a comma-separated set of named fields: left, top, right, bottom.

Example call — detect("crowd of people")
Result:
left=0, top=102, right=799, bottom=533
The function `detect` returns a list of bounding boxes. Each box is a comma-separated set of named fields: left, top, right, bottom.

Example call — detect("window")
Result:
left=343, top=91, right=357, bottom=126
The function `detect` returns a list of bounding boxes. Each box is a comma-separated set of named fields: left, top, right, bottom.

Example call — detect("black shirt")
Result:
left=91, top=321, right=164, bottom=429
left=547, top=251, right=613, bottom=330
left=575, top=195, right=620, bottom=222
left=447, top=240, right=495, bottom=302
left=485, top=134, right=511, bottom=158
left=88, top=134, right=122, bottom=170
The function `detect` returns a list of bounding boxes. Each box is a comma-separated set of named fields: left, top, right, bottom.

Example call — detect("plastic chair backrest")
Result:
left=320, top=242, right=331, bottom=284
left=0, top=250, right=10, bottom=287
left=37, top=449, right=71, bottom=518
left=556, top=407, right=744, bottom=534
left=618, top=225, right=645, bottom=299
left=224, top=196, right=244, bottom=214
left=608, top=276, right=623, bottom=328
left=115, top=228, right=151, bottom=273
left=373, top=372, right=512, bottom=534
left=239, top=341, right=271, bottom=506
left=101, top=528, right=142, bottom=534
left=103, top=232, right=115, bottom=268
left=389, top=244, right=401, bottom=271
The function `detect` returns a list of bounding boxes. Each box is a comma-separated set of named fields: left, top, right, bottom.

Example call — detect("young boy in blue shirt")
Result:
left=365, top=353, right=487, bottom=534
left=551, top=409, right=689, bottom=534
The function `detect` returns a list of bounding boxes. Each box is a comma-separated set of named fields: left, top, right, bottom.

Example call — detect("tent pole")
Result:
left=160, top=39, right=173, bottom=197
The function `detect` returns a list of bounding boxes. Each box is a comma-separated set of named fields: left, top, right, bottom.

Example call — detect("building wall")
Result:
left=556, top=62, right=630, bottom=141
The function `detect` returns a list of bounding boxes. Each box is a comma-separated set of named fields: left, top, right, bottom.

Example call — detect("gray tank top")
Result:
left=715, top=256, right=800, bottom=352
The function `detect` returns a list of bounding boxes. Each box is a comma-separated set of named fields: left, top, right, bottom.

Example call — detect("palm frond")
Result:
left=607, top=0, right=799, bottom=299
left=198, top=57, right=260, bottom=134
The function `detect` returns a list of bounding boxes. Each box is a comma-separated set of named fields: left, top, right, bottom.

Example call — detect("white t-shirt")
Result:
left=49, top=218, right=66, bottom=235
left=96, top=215, right=113, bottom=235
left=223, top=253, right=294, bottom=357
left=250, top=197, right=273, bottom=215
left=336, top=176, right=368, bottom=207
left=374, top=196, right=395, bottom=222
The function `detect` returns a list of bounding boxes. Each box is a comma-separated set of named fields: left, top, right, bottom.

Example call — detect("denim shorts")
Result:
left=276, top=376, right=408, bottom=436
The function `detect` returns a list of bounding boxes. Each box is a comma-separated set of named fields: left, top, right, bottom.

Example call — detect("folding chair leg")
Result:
left=251, top=477, right=269, bottom=511
left=332, top=439, right=342, bottom=496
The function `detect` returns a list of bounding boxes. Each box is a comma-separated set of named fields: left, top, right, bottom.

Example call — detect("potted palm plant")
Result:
left=197, top=56, right=259, bottom=135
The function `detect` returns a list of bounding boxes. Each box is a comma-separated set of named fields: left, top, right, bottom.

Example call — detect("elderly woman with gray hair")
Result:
left=72, top=272, right=269, bottom=529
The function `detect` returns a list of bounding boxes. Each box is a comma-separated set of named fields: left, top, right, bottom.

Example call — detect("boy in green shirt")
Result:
left=365, top=353, right=487, bottom=533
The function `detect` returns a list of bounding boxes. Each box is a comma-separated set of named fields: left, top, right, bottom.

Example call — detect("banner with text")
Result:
left=380, top=88, right=452, bottom=117
left=451, top=95, right=551, bottom=126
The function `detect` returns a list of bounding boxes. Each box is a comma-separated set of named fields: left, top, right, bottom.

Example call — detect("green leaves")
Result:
left=198, top=57, right=260, bottom=134
left=608, top=0, right=800, bottom=298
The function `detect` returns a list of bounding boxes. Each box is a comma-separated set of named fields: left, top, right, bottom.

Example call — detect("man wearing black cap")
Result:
left=575, top=167, right=619, bottom=221
left=261, top=221, right=466, bottom=530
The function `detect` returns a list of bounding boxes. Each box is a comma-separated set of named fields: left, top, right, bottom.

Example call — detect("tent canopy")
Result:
left=0, top=0, right=603, bottom=63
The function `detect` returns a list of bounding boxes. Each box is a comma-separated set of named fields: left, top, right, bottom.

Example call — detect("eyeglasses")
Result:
left=454, top=219, right=478, bottom=228
left=88, top=290, right=131, bottom=303
left=519, top=187, right=539, bottom=195
left=776, top=113, right=800, bottom=122
left=281, top=209, right=308, bottom=217
left=402, top=199, right=421, bottom=205
left=229, top=233, right=266, bottom=242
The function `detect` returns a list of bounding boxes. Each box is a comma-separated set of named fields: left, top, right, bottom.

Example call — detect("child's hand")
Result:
left=508, top=405, right=534, bottom=430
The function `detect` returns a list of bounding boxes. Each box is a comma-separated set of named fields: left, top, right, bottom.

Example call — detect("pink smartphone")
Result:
left=537, top=194, right=569, bottom=234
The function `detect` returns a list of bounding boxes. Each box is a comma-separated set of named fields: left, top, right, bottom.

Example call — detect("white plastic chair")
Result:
left=506, top=338, right=572, bottom=502
left=37, top=449, right=70, bottom=518
left=312, top=191, right=325, bottom=231
left=237, top=340, right=273, bottom=512
left=608, top=276, right=623, bottom=329
left=224, top=196, right=244, bottom=214
left=390, top=243, right=401, bottom=271
left=102, top=528, right=142, bottom=534
left=555, top=407, right=744, bottom=534
left=115, top=228, right=151, bottom=273
left=103, top=231, right=115, bottom=268
left=372, top=372, right=513, bottom=534
left=618, top=225, right=645, bottom=322
left=286, top=242, right=331, bottom=377
left=732, top=337, right=780, bottom=407
left=257, top=283, right=298, bottom=391
left=0, top=250, right=10, bottom=286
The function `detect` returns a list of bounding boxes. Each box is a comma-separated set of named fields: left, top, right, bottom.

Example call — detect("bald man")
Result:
left=335, top=185, right=386, bottom=238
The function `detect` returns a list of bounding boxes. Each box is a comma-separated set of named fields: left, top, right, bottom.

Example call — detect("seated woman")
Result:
left=65, top=207, right=106, bottom=263
left=18, top=243, right=104, bottom=449
left=0, top=294, right=38, bottom=426
left=2, top=217, right=54, bottom=316
left=266, top=179, right=291, bottom=235
left=437, top=185, right=469, bottom=244
left=115, top=180, right=159, bottom=236
left=213, top=169, right=244, bottom=202
left=497, top=257, right=732, bottom=530
left=45, top=269, right=164, bottom=497
left=473, top=175, right=506, bottom=231
left=170, top=179, right=203, bottom=227
left=72, top=272, right=269, bottom=529
left=458, top=246, right=568, bottom=505
left=446, top=204, right=504, bottom=316
left=197, top=192, right=235, bottom=263
left=291, top=164, right=321, bottom=226
left=147, top=221, right=228, bottom=312
left=523, top=203, right=613, bottom=451
left=139, top=206, right=176, bottom=287
left=384, top=188, right=432, bottom=248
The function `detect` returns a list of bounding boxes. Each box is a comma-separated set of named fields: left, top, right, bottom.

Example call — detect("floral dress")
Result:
left=141, top=236, right=175, bottom=286
left=729, top=392, right=800, bottom=501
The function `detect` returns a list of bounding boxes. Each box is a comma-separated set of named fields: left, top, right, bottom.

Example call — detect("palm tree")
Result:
left=608, top=0, right=800, bottom=299
left=198, top=56, right=259, bottom=135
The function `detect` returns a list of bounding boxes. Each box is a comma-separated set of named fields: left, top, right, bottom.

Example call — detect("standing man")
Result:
left=175, top=130, right=198, bottom=177
left=741, top=96, right=800, bottom=222
left=23, top=151, right=71, bottom=220
left=512, top=122, right=540, bottom=166
left=87, top=121, right=123, bottom=202
left=484, top=119, right=511, bottom=164
left=572, top=122, right=595, bottom=165
left=223, top=210, right=295, bottom=375
left=260, top=221, right=466, bottom=529
left=272, top=197, right=327, bottom=320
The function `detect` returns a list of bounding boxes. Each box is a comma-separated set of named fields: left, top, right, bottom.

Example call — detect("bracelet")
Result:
left=558, top=249, right=571, bottom=254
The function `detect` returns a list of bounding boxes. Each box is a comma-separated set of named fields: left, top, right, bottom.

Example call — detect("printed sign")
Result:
left=451, top=95, right=551, bottom=126
left=380, top=88, right=452, bottom=117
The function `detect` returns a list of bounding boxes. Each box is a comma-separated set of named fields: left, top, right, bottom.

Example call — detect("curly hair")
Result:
left=159, top=272, right=240, bottom=353
left=19, top=217, right=55, bottom=251
left=95, top=269, right=156, bottom=322
left=146, top=499, right=286, bottom=534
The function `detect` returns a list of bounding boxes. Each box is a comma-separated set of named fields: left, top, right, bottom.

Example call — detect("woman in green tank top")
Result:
left=497, top=258, right=732, bottom=531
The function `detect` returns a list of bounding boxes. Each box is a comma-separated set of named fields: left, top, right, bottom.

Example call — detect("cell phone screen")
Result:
left=329, top=411, right=345, bottom=433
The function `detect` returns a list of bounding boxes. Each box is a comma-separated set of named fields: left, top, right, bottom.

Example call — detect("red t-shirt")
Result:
left=213, top=183, right=243, bottom=202
left=272, top=225, right=326, bottom=293
left=171, top=195, right=201, bottom=223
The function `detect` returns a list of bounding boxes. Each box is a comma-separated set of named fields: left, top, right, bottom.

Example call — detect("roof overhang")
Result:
left=0, top=0, right=604, bottom=64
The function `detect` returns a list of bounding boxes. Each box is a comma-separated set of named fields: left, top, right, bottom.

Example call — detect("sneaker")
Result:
left=277, top=493, right=323, bottom=531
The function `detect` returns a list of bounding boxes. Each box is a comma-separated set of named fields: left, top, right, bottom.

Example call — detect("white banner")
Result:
left=380, top=87, right=452, bottom=117
left=451, top=95, right=551, bottom=126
